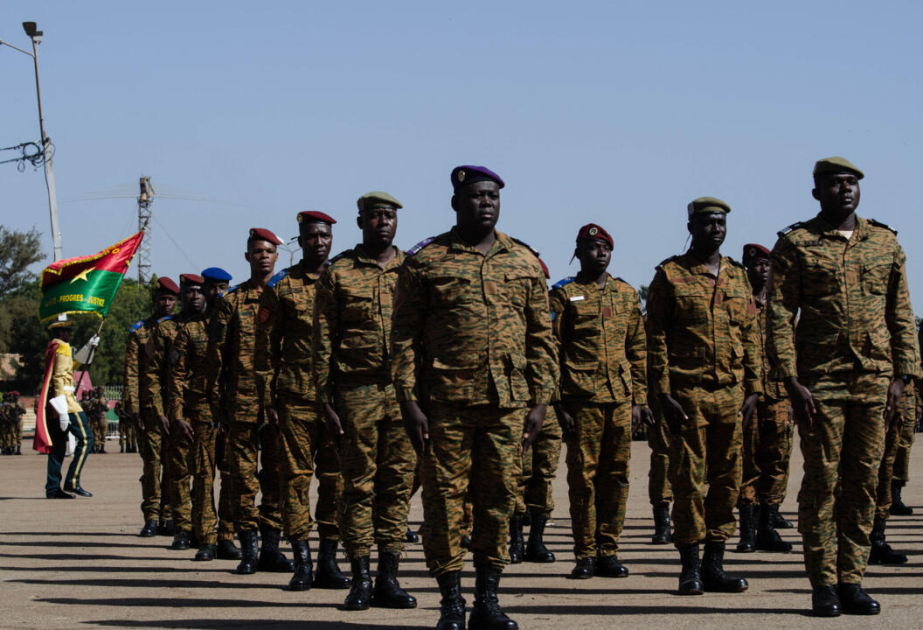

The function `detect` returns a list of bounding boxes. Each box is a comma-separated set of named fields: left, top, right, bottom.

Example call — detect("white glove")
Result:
left=74, top=335, right=100, bottom=364
left=49, top=395, right=69, bottom=430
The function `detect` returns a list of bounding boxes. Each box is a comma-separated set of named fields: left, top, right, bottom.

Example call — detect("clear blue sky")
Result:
left=3, top=1, right=922, bottom=309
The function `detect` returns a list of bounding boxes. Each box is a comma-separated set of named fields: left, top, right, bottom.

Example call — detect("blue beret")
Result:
left=201, top=267, right=232, bottom=282
left=451, top=165, right=505, bottom=191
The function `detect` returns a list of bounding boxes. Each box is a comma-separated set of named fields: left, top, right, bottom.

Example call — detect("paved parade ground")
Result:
left=1, top=439, right=921, bottom=630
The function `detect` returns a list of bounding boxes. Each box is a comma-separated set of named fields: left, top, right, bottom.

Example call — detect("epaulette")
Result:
left=226, top=284, right=241, bottom=294
left=510, top=237, right=550, bottom=279
left=868, top=218, right=897, bottom=234
left=327, top=250, right=349, bottom=265
left=267, top=269, right=289, bottom=288
left=157, top=315, right=174, bottom=324
left=552, top=276, right=575, bottom=290
left=407, top=236, right=437, bottom=256
left=777, top=222, right=804, bottom=237
left=726, top=257, right=746, bottom=269
left=130, top=320, right=146, bottom=332
left=657, top=255, right=678, bottom=268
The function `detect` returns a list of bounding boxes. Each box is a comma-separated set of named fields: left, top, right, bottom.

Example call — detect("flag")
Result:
left=38, top=231, right=144, bottom=323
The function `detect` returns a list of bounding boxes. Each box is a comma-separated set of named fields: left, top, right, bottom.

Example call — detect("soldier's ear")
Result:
left=245, top=250, right=251, bottom=263
left=811, top=188, right=820, bottom=201
left=356, top=214, right=364, bottom=231
left=686, top=220, right=693, bottom=235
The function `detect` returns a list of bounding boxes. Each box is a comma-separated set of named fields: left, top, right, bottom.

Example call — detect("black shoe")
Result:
left=436, top=571, right=466, bottom=630
left=314, top=538, right=350, bottom=589
left=772, top=510, right=795, bottom=529
left=523, top=514, right=555, bottom=563
left=755, top=504, right=792, bottom=553
left=736, top=504, right=756, bottom=553
left=194, top=543, right=217, bottom=561
left=838, top=583, right=880, bottom=615
left=677, top=544, right=704, bottom=595
left=15, top=446, right=21, bottom=455
left=701, top=541, right=748, bottom=592
left=811, top=585, right=841, bottom=617
left=372, top=551, right=417, bottom=609
left=236, top=530, right=259, bottom=574
left=595, top=554, right=629, bottom=578
left=343, top=556, right=372, bottom=611
left=120, top=444, right=125, bottom=453
left=651, top=503, right=673, bottom=545
left=158, top=520, right=174, bottom=537
left=217, top=538, right=243, bottom=560
left=46, top=488, right=75, bottom=499
left=889, top=482, right=913, bottom=516
left=869, top=517, right=908, bottom=565
left=171, top=530, right=191, bottom=550
left=140, top=520, right=158, bottom=537
left=469, top=565, right=518, bottom=630
left=405, top=526, right=420, bottom=543
left=64, top=484, right=92, bottom=498
left=461, top=535, right=472, bottom=549
left=257, top=526, right=294, bottom=572
left=507, top=514, right=524, bottom=564
left=287, top=540, right=313, bottom=591
left=570, top=557, right=596, bottom=579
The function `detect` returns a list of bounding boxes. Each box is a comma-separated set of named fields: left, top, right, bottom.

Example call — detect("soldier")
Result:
left=890, top=379, right=919, bottom=515
left=95, top=386, right=109, bottom=454
left=125, top=277, right=178, bottom=537
left=313, top=192, right=416, bottom=610
left=392, top=165, right=558, bottom=630
left=257, top=210, right=349, bottom=590
left=510, top=419, right=562, bottom=564
left=736, top=244, right=794, bottom=554
left=0, top=395, right=10, bottom=455
left=647, top=398, right=674, bottom=544
left=9, top=392, right=25, bottom=456
left=207, top=228, right=292, bottom=575
left=551, top=223, right=652, bottom=579
left=767, top=157, right=920, bottom=617
left=646, top=197, right=761, bottom=596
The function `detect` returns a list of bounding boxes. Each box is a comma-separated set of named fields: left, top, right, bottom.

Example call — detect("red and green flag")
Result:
left=38, top=231, right=145, bottom=323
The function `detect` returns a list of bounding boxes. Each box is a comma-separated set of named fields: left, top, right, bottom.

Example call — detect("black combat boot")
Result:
left=343, top=555, right=372, bottom=611
left=406, top=526, right=420, bottom=543
left=469, top=565, right=517, bottom=630
left=755, top=503, right=792, bottom=552
left=461, top=535, right=472, bottom=549
left=677, top=544, right=703, bottom=595
left=372, top=551, right=417, bottom=608
left=570, top=557, right=596, bottom=579
left=314, top=538, right=350, bottom=589
left=889, top=482, right=913, bottom=516
left=811, top=585, right=841, bottom=617
left=194, top=543, right=217, bottom=561
left=120, top=444, right=125, bottom=453
left=436, top=571, right=466, bottom=630
left=16, top=445, right=22, bottom=455
left=158, top=520, right=174, bottom=537
left=701, top=541, right=748, bottom=592
left=868, top=516, right=907, bottom=565
left=171, top=530, right=191, bottom=550
left=773, top=509, right=794, bottom=528
left=523, top=513, right=555, bottom=563
left=139, top=520, right=158, bottom=538
left=736, top=504, right=756, bottom=553
left=287, top=539, right=313, bottom=591
left=217, top=538, right=243, bottom=560
left=595, top=554, right=629, bottom=578
left=651, top=503, right=672, bottom=545
left=236, top=530, right=259, bottom=574
left=507, top=514, right=524, bottom=564
left=837, top=583, right=880, bottom=615
left=257, top=526, right=294, bottom=572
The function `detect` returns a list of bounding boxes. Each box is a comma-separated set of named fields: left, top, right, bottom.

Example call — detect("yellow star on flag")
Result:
left=70, top=268, right=92, bottom=284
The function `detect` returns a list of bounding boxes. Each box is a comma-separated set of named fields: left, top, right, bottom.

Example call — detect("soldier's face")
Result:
left=576, top=238, right=612, bottom=276
left=154, top=291, right=177, bottom=317
left=746, top=258, right=770, bottom=290
left=246, top=239, right=279, bottom=276
left=813, top=173, right=860, bottom=217
left=453, top=181, right=500, bottom=232
left=358, top=206, right=397, bottom=248
left=298, top=221, right=333, bottom=265
left=204, top=280, right=229, bottom=303
left=688, top=212, right=726, bottom=249
left=182, top=284, right=206, bottom=313
left=57, top=328, right=72, bottom=343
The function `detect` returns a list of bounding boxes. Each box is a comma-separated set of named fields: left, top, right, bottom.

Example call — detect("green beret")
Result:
left=813, top=156, right=864, bottom=180
left=357, top=191, right=402, bottom=212
left=687, top=196, right=731, bottom=218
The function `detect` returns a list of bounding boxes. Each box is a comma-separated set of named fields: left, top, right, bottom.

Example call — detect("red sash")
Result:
left=32, top=340, right=59, bottom=454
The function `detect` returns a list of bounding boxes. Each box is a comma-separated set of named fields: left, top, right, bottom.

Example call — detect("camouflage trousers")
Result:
left=192, top=421, right=235, bottom=545
left=875, top=399, right=915, bottom=520
left=335, top=380, right=415, bottom=558
left=228, top=419, right=283, bottom=533
left=93, top=416, right=106, bottom=449
left=647, top=406, right=673, bottom=506
left=0, top=422, right=11, bottom=449
left=420, top=401, right=524, bottom=577
left=668, top=384, right=743, bottom=547
left=738, top=398, right=793, bottom=506
left=563, top=400, right=633, bottom=559
left=119, top=418, right=136, bottom=449
left=139, top=409, right=173, bottom=522
left=279, top=395, right=343, bottom=542
left=893, top=405, right=918, bottom=485
left=515, top=415, right=562, bottom=516
left=165, top=429, right=195, bottom=532
left=797, top=373, right=888, bottom=588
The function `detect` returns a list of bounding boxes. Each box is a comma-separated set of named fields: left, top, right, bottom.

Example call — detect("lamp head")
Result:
left=22, top=22, right=43, bottom=43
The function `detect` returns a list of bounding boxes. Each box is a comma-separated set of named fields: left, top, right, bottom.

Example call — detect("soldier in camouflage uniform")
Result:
left=550, top=223, right=652, bottom=581
left=256, top=210, right=349, bottom=591
left=647, top=396, right=674, bottom=544
left=313, top=192, right=416, bottom=610
left=125, top=277, right=178, bottom=537
left=0, top=396, right=10, bottom=455
left=646, top=197, right=761, bottom=596
left=890, top=377, right=919, bottom=515
left=392, top=166, right=558, bottom=630
left=767, top=157, right=921, bottom=617
left=510, top=418, right=561, bottom=564
left=207, top=228, right=292, bottom=575
left=735, top=244, right=794, bottom=554
left=94, top=386, right=109, bottom=454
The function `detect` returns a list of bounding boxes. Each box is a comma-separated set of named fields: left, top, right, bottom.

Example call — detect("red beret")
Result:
left=576, top=223, right=613, bottom=248
left=248, top=227, right=282, bottom=245
left=155, top=277, right=180, bottom=295
left=298, top=211, right=337, bottom=225
left=180, top=273, right=204, bottom=285
left=742, top=243, right=771, bottom=265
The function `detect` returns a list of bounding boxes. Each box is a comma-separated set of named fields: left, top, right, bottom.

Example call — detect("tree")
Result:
left=0, top=225, right=44, bottom=298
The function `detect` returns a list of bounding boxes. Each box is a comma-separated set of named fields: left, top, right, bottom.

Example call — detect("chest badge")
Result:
left=569, top=295, right=586, bottom=302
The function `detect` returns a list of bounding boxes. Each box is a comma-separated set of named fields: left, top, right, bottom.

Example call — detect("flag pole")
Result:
left=74, top=317, right=107, bottom=395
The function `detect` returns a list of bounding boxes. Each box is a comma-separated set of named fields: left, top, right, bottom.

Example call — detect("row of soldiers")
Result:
left=0, top=391, right=26, bottom=455
left=114, top=158, right=919, bottom=629
left=78, top=387, right=110, bottom=454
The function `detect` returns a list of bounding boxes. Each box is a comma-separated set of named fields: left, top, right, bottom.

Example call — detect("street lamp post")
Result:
left=1, top=21, right=62, bottom=262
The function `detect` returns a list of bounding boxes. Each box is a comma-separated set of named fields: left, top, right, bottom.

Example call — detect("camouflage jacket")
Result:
left=391, top=229, right=558, bottom=408
left=549, top=274, right=647, bottom=404
left=754, top=296, right=786, bottom=401
left=768, top=215, right=920, bottom=381
left=123, top=315, right=158, bottom=415
left=256, top=261, right=323, bottom=406
left=143, top=315, right=181, bottom=418
left=646, top=253, right=762, bottom=396
left=169, top=313, right=211, bottom=423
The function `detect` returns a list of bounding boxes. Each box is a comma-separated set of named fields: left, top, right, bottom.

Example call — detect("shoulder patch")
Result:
left=777, top=221, right=804, bottom=237
left=868, top=218, right=897, bottom=234
left=726, top=257, right=746, bottom=269
left=226, top=284, right=241, bottom=295
left=552, top=276, right=575, bottom=290
left=657, top=255, right=678, bottom=268
left=157, top=315, right=174, bottom=324
left=327, top=250, right=349, bottom=265
left=267, top=269, right=289, bottom=288
left=510, top=237, right=550, bottom=279
left=56, top=343, right=71, bottom=356
left=130, top=320, right=146, bottom=332
left=407, top=236, right=437, bottom=257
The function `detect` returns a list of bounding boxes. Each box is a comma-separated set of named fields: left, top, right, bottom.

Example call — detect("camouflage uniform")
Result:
left=647, top=399, right=673, bottom=506
left=646, top=253, right=762, bottom=547
left=0, top=402, right=10, bottom=453
left=95, top=394, right=109, bottom=451
left=875, top=385, right=917, bottom=519
left=257, top=262, right=342, bottom=543
left=313, top=246, right=414, bottom=558
left=391, top=229, right=558, bottom=575
left=892, top=389, right=917, bottom=487
left=516, top=422, right=561, bottom=517
left=768, top=215, right=920, bottom=587
left=550, top=274, right=647, bottom=559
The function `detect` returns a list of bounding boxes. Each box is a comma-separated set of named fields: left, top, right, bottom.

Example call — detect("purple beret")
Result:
left=451, top=165, right=505, bottom=191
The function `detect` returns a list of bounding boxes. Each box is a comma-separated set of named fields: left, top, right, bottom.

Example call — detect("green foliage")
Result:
left=0, top=225, right=44, bottom=298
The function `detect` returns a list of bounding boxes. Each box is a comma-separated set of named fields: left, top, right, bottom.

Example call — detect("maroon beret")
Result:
left=180, top=273, right=204, bottom=286
left=248, top=227, right=282, bottom=245
left=576, top=223, right=614, bottom=248
left=297, top=211, right=337, bottom=225
left=155, top=277, right=180, bottom=295
left=451, top=165, right=505, bottom=190
left=742, top=243, right=771, bottom=265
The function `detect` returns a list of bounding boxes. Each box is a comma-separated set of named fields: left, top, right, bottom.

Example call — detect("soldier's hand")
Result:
left=157, top=414, right=171, bottom=437
left=553, top=403, right=576, bottom=441
left=131, top=412, right=143, bottom=435
left=885, top=378, right=906, bottom=430
left=739, top=394, right=759, bottom=430
left=266, top=407, right=279, bottom=427
left=784, top=377, right=816, bottom=432
left=522, top=404, right=546, bottom=453
left=323, top=403, right=344, bottom=448
left=400, top=401, right=429, bottom=455
left=658, top=394, right=687, bottom=435
left=174, top=418, right=194, bottom=443
left=632, top=405, right=655, bottom=433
